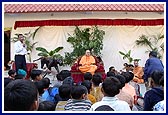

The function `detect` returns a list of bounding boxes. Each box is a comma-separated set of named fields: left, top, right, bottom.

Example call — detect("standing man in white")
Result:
left=14, top=34, right=27, bottom=74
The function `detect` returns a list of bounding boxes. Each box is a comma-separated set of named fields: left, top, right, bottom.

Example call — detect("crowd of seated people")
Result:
left=4, top=51, right=164, bottom=111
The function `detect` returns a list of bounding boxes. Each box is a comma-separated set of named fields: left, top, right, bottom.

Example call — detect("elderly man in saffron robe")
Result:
left=79, top=50, right=97, bottom=75
left=133, top=60, right=144, bottom=83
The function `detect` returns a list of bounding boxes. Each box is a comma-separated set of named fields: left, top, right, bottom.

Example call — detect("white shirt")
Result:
left=90, top=96, right=131, bottom=111
left=14, top=40, right=27, bottom=55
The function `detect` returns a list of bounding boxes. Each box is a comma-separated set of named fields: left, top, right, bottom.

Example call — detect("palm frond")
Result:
left=53, top=47, right=63, bottom=53
left=36, top=47, right=49, bottom=54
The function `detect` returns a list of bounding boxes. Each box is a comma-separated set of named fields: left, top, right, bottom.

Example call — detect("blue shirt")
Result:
left=144, top=57, right=164, bottom=82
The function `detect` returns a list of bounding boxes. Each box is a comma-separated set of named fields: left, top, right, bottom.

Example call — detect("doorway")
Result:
left=4, top=31, right=11, bottom=70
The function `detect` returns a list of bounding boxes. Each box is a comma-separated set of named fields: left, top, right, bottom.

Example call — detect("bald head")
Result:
left=85, top=50, right=91, bottom=56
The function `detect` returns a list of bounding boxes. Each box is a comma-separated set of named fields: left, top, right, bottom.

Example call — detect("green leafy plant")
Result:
left=135, top=34, right=164, bottom=58
left=119, top=50, right=133, bottom=64
left=64, top=26, right=105, bottom=65
left=11, top=27, right=41, bottom=62
left=36, top=47, right=64, bottom=60
left=119, top=50, right=141, bottom=64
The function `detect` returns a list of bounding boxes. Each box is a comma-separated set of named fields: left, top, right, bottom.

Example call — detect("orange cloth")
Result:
left=79, top=55, right=97, bottom=75
left=133, top=66, right=144, bottom=83
left=87, top=94, right=96, bottom=104
left=90, top=86, right=104, bottom=102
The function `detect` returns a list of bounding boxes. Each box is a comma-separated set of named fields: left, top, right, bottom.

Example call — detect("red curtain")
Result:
left=14, top=19, right=164, bottom=29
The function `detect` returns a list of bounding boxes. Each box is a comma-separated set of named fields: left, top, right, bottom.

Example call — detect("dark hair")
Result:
left=41, top=77, right=51, bottom=88
left=4, top=78, right=13, bottom=87
left=62, top=76, right=74, bottom=86
left=102, top=77, right=121, bottom=97
left=106, top=71, right=115, bottom=77
left=4, top=79, right=38, bottom=111
left=95, top=105, right=114, bottom=111
left=56, top=73, right=62, bottom=81
left=149, top=51, right=157, bottom=57
left=71, top=85, right=88, bottom=99
left=8, top=69, right=16, bottom=76
left=18, top=34, right=23, bottom=37
left=151, top=70, right=164, bottom=85
left=34, top=81, right=46, bottom=95
left=92, top=73, right=102, bottom=86
left=30, top=69, right=42, bottom=80
left=38, top=101, right=56, bottom=111
left=121, top=72, right=133, bottom=83
left=124, top=63, right=128, bottom=66
left=58, top=84, right=71, bottom=99
left=84, top=72, right=92, bottom=81
left=59, top=70, right=71, bottom=80
left=81, top=80, right=92, bottom=93
left=15, top=74, right=25, bottom=79
left=113, top=75, right=126, bottom=89
left=159, top=76, right=164, bottom=87
left=109, top=66, right=115, bottom=72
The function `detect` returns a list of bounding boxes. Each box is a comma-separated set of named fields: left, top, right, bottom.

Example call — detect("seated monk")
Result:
left=79, top=50, right=97, bottom=75
left=133, top=60, right=144, bottom=83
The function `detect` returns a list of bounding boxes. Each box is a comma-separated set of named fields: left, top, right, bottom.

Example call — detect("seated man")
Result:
left=133, top=60, right=144, bottom=83
left=79, top=50, right=97, bottom=75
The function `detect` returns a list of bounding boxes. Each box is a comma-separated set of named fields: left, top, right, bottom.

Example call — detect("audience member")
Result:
left=115, top=75, right=134, bottom=109
left=81, top=80, right=96, bottom=104
left=90, top=77, right=131, bottom=111
left=64, top=85, right=91, bottom=111
left=90, top=74, right=103, bottom=102
left=143, top=70, right=164, bottom=111
left=38, top=101, right=56, bottom=111
left=4, top=79, right=39, bottom=111
left=7, top=69, right=16, bottom=80
left=30, top=69, right=43, bottom=81
left=55, top=84, right=72, bottom=111
left=84, top=72, right=92, bottom=81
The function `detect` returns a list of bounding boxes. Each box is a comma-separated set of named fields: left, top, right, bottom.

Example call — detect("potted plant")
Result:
left=64, top=26, right=105, bottom=65
left=135, top=34, right=164, bottom=59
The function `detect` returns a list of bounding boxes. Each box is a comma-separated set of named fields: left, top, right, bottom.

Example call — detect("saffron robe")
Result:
left=79, top=55, right=97, bottom=75
left=133, top=66, right=144, bottom=83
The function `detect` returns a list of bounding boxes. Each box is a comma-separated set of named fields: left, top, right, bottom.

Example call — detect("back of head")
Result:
left=92, top=73, right=102, bottom=86
left=41, top=77, right=51, bottom=88
left=30, top=69, right=42, bottom=80
left=71, top=85, right=88, bottom=99
left=62, top=76, right=74, bottom=86
left=38, top=101, right=56, bottom=111
left=95, top=105, right=114, bottom=111
left=8, top=69, right=16, bottom=76
left=4, top=79, right=38, bottom=111
left=151, top=70, right=164, bottom=86
left=59, top=84, right=71, bottom=99
left=56, top=73, right=63, bottom=81
left=113, top=74, right=126, bottom=89
left=107, top=71, right=115, bottom=77
left=121, top=72, right=133, bottom=83
left=149, top=51, right=157, bottom=57
left=102, top=77, right=121, bottom=97
left=15, top=74, right=25, bottom=79
left=4, top=78, right=13, bottom=87
left=34, top=81, right=46, bottom=95
left=59, top=70, right=71, bottom=80
left=81, top=80, right=92, bottom=93
left=84, top=72, right=92, bottom=81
